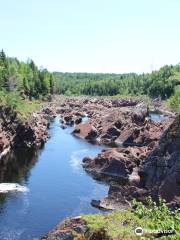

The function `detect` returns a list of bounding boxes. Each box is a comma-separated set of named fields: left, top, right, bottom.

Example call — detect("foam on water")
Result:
left=70, top=149, right=88, bottom=171
left=0, top=183, right=29, bottom=193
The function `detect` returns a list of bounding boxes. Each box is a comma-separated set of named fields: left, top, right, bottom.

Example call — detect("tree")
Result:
left=168, top=85, right=180, bottom=111
left=0, top=49, right=9, bottom=91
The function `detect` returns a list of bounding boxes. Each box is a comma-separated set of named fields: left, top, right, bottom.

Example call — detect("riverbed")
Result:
left=0, top=117, right=108, bottom=240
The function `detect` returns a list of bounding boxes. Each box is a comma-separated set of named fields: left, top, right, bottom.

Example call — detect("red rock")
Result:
left=83, top=146, right=149, bottom=182
left=73, top=123, right=97, bottom=140
left=140, top=114, right=180, bottom=207
left=0, top=133, right=10, bottom=152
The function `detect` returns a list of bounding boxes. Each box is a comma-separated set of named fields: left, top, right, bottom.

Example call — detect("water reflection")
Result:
left=0, top=118, right=108, bottom=239
left=0, top=149, right=39, bottom=184
left=0, top=149, right=39, bottom=209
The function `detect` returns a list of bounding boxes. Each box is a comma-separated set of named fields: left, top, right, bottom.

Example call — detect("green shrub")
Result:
left=0, top=90, right=41, bottom=119
left=168, top=85, right=180, bottom=112
left=82, top=197, right=180, bottom=239
left=15, top=100, right=41, bottom=119
left=5, top=92, right=21, bottom=110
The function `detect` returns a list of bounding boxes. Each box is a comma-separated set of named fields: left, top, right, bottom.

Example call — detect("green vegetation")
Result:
left=54, top=65, right=180, bottom=111
left=15, top=100, right=41, bottom=119
left=83, top=198, right=180, bottom=239
left=1, top=49, right=180, bottom=113
left=0, top=49, right=55, bottom=100
left=0, top=90, right=41, bottom=119
left=0, top=50, right=180, bottom=111
left=168, top=85, right=180, bottom=112
left=54, top=66, right=180, bottom=99
left=1, top=52, right=179, bottom=238
left=0, top=49, right=55, bottom=116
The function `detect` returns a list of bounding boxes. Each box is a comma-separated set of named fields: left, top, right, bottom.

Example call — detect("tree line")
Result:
left=54, top=65, right=180, bottom=99
left=0, top=49, right=179, bottom=110
left=0, top=50, right=55, bottom=99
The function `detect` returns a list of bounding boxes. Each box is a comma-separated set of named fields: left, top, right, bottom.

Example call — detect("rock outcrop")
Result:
left=59, top=97, right=169, bottom=148
left=83, top=146, right=149, bottom=183
left=42, top=217, right=88, bottom=240
left=55, top=96, right=177, bottom=208
left=41, top=96, right=179, bottom=238
left=73, top=123, right=98, bottom=141
left=42, top=216, right=110, bottom=240
left=0, top=105, right=56, bottom=160
left=85, top=114, right=180, bottom=209
left=140, top=114, right=180, bottom=207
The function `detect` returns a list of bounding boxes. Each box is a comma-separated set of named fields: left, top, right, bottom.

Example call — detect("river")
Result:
left=0, top=117, right=108, bottom=240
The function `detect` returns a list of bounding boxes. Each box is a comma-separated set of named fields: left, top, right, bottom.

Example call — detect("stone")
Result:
left=73, top=123, right=97, bottom=141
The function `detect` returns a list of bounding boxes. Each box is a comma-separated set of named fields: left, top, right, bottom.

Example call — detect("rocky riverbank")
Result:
left=82, top=114, right=180, bottom=210
left=2, top=96, right=177, bottom=239
left=42, top=96, right=179, bottom=239
left=56, top=97, right=180, bottom=208
left=0, top=104, right=56, bottom=160
left=59, top=97, right=173, bottom=147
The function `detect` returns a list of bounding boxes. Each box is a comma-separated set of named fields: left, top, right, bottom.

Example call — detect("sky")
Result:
left=0, top=0, right=180, bottom=73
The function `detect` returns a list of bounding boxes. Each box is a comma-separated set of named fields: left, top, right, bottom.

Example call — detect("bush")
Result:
left=5, top=92, right=21, bottom=110
left=0, top=91, right=21, bottom=110
left=82, top=197, right=180, bottom=239
left=168, top=85, right=180, bottom=112
left=0, top=90, right=41, bottom=119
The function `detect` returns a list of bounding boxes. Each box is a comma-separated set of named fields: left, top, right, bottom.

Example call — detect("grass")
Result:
left=83, top=211, right=140, bottom=239
left=15, top=100, right=41, bottom=119
left=0, top=90, right=42, bottom=119
left=82, top=198, right=180, bottom=239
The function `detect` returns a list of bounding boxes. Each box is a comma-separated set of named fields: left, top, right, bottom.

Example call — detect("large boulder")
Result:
left=131, top=103, right=148, bottom=125
left=92, top=184, right=150, bottom=210
left=83, top=146, right=149, bottom=182
left=64, top=114, right=74, bottom=125
left=73, top=123, right=98, bottom=141
left=115, top=119, right=169, bottom=147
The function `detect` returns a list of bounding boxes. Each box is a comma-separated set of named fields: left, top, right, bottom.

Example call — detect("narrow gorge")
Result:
left=0, top=96, right=179, bottom=239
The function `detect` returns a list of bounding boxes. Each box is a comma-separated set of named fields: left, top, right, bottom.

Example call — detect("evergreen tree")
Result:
left=0, top=49, right=9, bottom=91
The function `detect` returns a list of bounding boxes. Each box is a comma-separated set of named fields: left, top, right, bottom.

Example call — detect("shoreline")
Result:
left=0, top=96, right=179, bottom=240
left=42, top=96, right=179, bottom=239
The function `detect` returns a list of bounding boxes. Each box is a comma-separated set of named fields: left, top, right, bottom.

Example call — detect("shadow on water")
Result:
left=0, top=149, right=40, bottom=184
left=0, top=148, right=41, bottom=209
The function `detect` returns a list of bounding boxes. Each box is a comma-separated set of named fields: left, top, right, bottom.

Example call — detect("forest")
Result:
left=0, top=49, right=180, bottom=111
left=54, top=66, right=180, bottom=99
left=0, top=50, right=54, bottom=100
left=54, top=65, right=180, bottom=110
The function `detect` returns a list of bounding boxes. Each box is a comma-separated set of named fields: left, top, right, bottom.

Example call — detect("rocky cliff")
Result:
left=140, top=114, right=180, bottom=207
left=0, top=105, right=56, bottom=160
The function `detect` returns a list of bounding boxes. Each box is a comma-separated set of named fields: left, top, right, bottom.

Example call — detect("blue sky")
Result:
left=0, top=0, right=180, bottom=73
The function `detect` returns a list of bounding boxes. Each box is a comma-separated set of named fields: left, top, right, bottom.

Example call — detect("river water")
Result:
left=0, top=117, right=108, bottom=240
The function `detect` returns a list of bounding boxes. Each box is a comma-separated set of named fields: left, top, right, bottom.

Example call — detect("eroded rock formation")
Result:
left=41, top=96, right=179, bottom=239
left=0, top=105, right=56, bottom=160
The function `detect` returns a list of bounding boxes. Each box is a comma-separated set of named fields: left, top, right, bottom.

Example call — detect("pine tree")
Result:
left=49, top=74, right=55, bottom=94
left=0, top=50, right=10, bottom=91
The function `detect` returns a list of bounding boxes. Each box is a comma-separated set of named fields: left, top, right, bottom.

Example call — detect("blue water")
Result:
left=149, top=112, right=165, bottom=122
left=0, top=117, right=108, bottom=240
